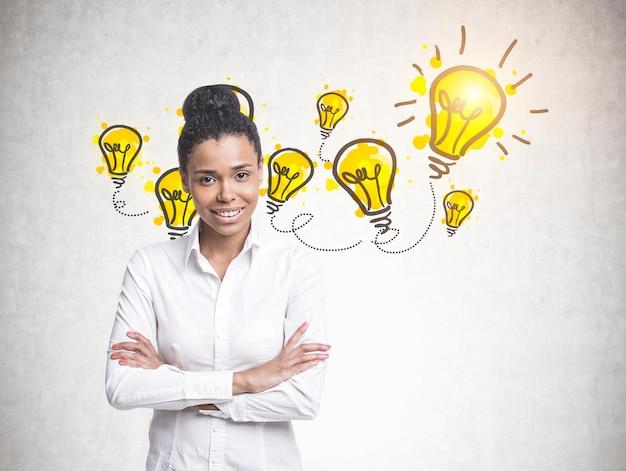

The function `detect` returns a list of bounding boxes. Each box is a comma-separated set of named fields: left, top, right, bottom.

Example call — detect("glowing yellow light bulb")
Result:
left=98, top=124, right=143, bottom=187
left=155, top=168, right=197, bottom=238
left=443, top=190, right=474, bottom=236
left=333, top=138, right=397, bottom=233
left=429, top=66, right=506, bottom=159
left=266, top=148, right=314, bottom=212
left=317, top=92, right=349, bottom=138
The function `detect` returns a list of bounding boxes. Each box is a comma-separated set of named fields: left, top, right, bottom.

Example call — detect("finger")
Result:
left=127, top=331, right=159, bottom=355
left=291, top=356, right=327, bottom=374
left=111, top=341, right=141, bottom=353
left=285, top=321, right=309, bottom=349
left=295, top=342, right=331, bottom=353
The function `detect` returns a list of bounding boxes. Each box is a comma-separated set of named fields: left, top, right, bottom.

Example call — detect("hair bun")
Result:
left=182, top=85, right=240, bottom=120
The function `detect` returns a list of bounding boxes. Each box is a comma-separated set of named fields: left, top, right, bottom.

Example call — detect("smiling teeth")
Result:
left=216, top=209, right=242, bottom=217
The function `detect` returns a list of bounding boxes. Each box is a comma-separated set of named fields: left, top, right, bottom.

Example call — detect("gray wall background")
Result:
left=1, top=0, right=624, bottom=470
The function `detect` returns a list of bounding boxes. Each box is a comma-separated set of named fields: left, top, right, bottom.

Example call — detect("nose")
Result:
left=217, top=181, right=235, bottom=202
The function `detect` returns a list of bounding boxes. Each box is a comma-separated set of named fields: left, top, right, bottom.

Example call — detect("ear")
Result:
left=257, top=160, right=263, bottom=186
left=180, top=168, right=190, bottom=194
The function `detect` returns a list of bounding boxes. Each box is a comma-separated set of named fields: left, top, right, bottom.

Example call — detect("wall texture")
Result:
left=1, top=0, right=624, bottom=470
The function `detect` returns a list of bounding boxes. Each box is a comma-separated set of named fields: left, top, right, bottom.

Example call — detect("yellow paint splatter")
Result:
left=259, top=188, right=267, bottom=196
left=153, top=166, right=161, bottom=174
left=144, top=180, right=155, bottom=192
left=96, top=166, right=105, bottom=174
left=324, top=161, right=332, bottom=170
left=143, top=135, right=150, bottom=143
left=485, top=68, right=497, bottom=79
left=326, top=179, right=338, bottom=191
left=154, top=216, right=165, bottom=226
left=493, top=127, right=504, bottom=138
left=410, top=75, right=427, bottom=96
left=505, top=84, right=517, bottom=95
left=101, top=122, right=108, bottom=129
left=176, top=108, right=183, bottom=117
left=430, top=56, right=442, bottom=68
left=412, top=134, right=430, bottom=150
left=355, top=208, right=365, bottom=218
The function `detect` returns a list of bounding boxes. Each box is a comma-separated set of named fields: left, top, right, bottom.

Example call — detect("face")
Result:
left=181, top=135, right=262, bottom=243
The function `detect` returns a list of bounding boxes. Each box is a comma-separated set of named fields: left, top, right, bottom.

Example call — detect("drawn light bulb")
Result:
left=333, top=138, right=397, bottom=234
left=266, top=148, right=314, bottom=214
left=222, top=84, right=254, bottom=119
left=429, top=65, right=506, bottom=160
left=155, top=167, right=197, bottom=239
left=317, top=92, right=349, bottom=139
left=443, top=190, right=474, bottom=236
left=98, top=124, right=143, bottom=188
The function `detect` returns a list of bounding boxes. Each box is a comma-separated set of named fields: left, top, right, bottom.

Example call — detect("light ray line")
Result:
left=412, top=63, right=424, bottom=75
left=397, top=116, right=416, bottom=127
left=512, top=134, right=531, bottom=145
left=394, top=99, right=417, bottom=107
left=496, top=142, right=509, bottom=155
left=511, top=73, right=533, bottom=89
left=459, top=25, right=466, bottom=55
left=499, top=39, right=518, bottom=68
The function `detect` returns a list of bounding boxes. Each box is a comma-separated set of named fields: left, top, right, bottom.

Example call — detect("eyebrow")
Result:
left=193, top=163, right=254, bottom=175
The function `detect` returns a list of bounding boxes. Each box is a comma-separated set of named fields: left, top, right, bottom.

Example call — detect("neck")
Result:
left=198, top=221, right=250, bottom=265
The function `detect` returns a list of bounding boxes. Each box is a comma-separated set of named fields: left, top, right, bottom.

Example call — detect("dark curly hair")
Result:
left=177, top=85, right=262, bottom=172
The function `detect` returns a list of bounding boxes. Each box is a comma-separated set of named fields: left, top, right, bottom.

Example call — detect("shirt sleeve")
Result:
left=200, top=248, right=328, bottom=422
left=105, top=249, right=234, bottom=411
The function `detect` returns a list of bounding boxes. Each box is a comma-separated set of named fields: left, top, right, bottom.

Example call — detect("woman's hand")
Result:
left=233, top=322, right=330, bottom=395
left=110, top=332, right=164, bottom=369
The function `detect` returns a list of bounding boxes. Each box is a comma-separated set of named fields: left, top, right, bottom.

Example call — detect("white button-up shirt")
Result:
left=105, top=223, right=327, bottom=470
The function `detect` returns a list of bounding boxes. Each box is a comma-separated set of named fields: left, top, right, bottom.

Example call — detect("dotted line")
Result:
left=112, top=190, right=149, bottom=218
left=373, top=181, right=436, bottom=254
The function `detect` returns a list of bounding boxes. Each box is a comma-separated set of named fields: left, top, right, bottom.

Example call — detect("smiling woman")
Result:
left=105, top=85, right=330, bottom=471
left=181, top=136, right=263, bottom=274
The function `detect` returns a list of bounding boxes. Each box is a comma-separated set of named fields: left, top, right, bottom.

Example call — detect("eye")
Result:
left=199, top=176, right=215, bottom=185
left=235, top=172, right=250, bottom=180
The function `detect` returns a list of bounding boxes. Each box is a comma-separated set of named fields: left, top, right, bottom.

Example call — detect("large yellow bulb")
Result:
left=333, top=139, right=396, bottom=216
left=429, top=66, right=506, bottom=159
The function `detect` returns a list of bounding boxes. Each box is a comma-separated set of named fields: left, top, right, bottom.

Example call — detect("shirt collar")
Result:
left=183, top=221, right=261, bottom=268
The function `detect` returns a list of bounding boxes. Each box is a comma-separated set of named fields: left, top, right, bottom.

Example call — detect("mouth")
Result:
left=212, top=208, right=244, bottom=218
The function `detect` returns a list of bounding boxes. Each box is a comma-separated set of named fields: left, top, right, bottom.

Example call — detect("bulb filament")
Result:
left=341, top=163, right=385, bottom=212
left=271, top=162, right=301, bottom=200
left=437, top=89, right=483, bottom=156
left=160, top=188, right=194, bottom=227
left=103, top=142, right=132, bottom=174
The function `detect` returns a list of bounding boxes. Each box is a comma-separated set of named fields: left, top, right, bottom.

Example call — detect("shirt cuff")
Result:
left=180, top=368, right=234, bottom=402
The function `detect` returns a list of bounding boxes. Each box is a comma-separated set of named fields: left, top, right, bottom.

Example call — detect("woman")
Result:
left=105, top=85, right=330, bottom=470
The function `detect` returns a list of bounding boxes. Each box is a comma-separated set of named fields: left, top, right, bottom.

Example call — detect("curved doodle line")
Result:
left=112, top=190, right=149, bottom=217
left=372, top=181, right=436, bottom=254
left=271, top=213, right=362, bottom=252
